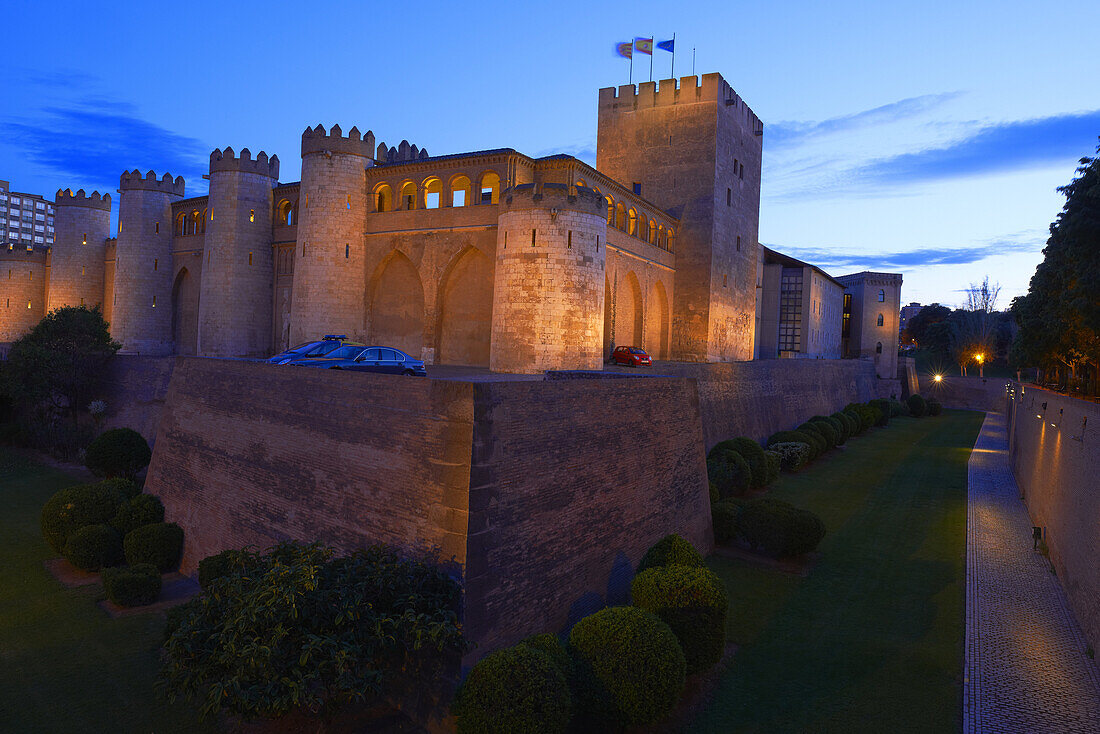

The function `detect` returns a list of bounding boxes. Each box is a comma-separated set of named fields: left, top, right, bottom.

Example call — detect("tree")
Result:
left=906, top=304, right=951, bottom=348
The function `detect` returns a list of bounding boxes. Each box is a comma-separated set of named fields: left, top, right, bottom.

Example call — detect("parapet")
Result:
left=119, top=170, right=185, bottom=197
left=301, top=124, right=377, bottom=159
left=375, top=139, right=430, bottom=164
left=1, top=242, right=49, bottom=263
left=209, top=147, right=280, bottom=178
left=500, top=182, right=604, bottom=216
left=55, top=188, right=112, bottom=211
left=598, top=72, right=762, bottom=131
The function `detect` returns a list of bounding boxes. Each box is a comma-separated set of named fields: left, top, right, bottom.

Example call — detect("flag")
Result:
left=634, top=37, right=653, bottom=55
left=657, top=39, right=674, bottom=53
left=616, top=42, right=633, bottom=58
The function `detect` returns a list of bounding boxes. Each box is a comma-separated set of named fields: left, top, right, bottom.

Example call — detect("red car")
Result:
left=611, top=346, right=652, bottom=367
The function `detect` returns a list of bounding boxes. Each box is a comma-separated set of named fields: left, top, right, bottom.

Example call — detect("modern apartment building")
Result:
left=0, top=180, right=56, bottom=248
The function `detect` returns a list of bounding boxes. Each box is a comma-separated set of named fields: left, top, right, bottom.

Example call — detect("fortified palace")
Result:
left=0, top=72, right=900, bottom=377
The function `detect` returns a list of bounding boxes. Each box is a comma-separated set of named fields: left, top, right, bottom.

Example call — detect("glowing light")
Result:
left=934, top=374, right=943, bottom=383
left=975, top=353, right=985, bottom=363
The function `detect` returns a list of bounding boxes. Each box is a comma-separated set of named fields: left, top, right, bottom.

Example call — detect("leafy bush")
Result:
left=110, top=494, right=164, bottom=536
left=832, top=411, right=857, bottom=438
left=843, top=409, right=866, bottom=434
left=845, top=403, right=875, bottom=432
left=99, top=477, right=139, bottom=500
left=712, top=499, right=746, bottom=543
left=927, top=399, right=943, bottom=416
left=631, top=565, right=728, bottom=674
left=568, top=606, right=686, bottom=728
left=637, top=534, right=704, bottom=574
left=711, top=438, right=767, bottom=489
left=767, top=430, right=820, bottom=459
left=159, top=542, right=468, bottom=721
left=63, top=523, right=123, bottom=571
left=453, top=643, right=572, bottom=734
left=797, top=422, right=830, bottom=452
left=736, top=498, right=826, bottom=558
left=40, top=481, right=127, bottom=553
left=889, top=400, right=907, bottom=418
left=85, top=427, right=151, bottom=480
left=868, top=399, right=891, bottom=426
left=707, top=449, right=751, bottom=498
left=813, top=415, right=846, bottom=445
left=762, top=450, right=780, bottom=485
left=103, top=563, right=162, bottom=607
left=197, top=549, right=244, bottom=590
left=769, top=442, right=811, bottom=472
left=124, top=522, right=183, bottom=572
left=806, top=420, right=838, bottom=449
left=708, top=481, right=719, bottom=505
left=907, top=393, right=927, bottom=417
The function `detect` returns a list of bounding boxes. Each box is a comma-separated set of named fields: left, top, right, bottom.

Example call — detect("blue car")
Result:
left=285, top=345, right=427, bottom=376
left=268, top=335, right=363, bottom=364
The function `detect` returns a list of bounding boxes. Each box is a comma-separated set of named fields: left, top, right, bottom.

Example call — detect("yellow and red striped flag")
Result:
left=616, top=41, right=633, bottom=58
left=634, top=37, right=653, bottom=55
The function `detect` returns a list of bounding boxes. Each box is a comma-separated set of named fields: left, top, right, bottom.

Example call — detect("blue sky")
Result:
left=2, top=0, right=1097, bottom=307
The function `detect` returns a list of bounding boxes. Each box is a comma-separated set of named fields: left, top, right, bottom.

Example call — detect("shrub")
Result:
left=762, top=450, right=780, bottom=485
left=124, top=522, right=183, bottom=572
left=63, top=523, right=123, bottom=571
left=707, top=449, right=751, bottom=498
left=797, top=422, right=830, bottom=452
left=568, top=606, right=686, bottom=728
left=712, top=438, right=767, bottom=489
left=103, top=563, right=162, bottom=607
left=927, top=399, right=943, bottom=416
left=40, top=481, right=127, bottom=553
left=889, top=400, right=907, bottom=418
left=806, top=419, right=838, bottom=448
left=843, top=409, right=865, bottom=434
left=712, top=499, right=746, bottom=543
left=907, top=393, right=927, bottom=417
left=736, top=498, right=826, bottom=558
left=813, top=415, right=846, bottom=445
left=708, top=481, right=719, bottom=505
left=631, top=565, right=728, bottom=674
left=517, top=633, right=572, bottom=675
left=84, top=427, right=151, bottom=480
left=637, top=534, right=704, bottom=574
left=453, top=644, right=572, bottom=734
left=769, top=442, right=811, bottom=472
left=868, top=399, right=891, bottom=426
left=845, top=403, right=874, bottom=432
left=197, top=549, right=245, bottom=590
left=110, top=494, right=164, bottom=536
left=832, top=411, right=857, bottom=438
left=767, top=429, right=820, bottom=459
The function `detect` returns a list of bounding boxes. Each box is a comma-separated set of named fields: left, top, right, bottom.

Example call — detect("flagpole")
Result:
left=692, top=47, right=696, bottom=77
left=649, top=35, right=654, bottom=81
left=671, top=33, right=676, bottom=78
left=629, top=50, right=633, bottom=84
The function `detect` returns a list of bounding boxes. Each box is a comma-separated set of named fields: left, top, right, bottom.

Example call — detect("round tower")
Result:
left=1, top=244, right=48, bottom=342
left=490, top=183, right=607, bottom=373
left=289, top=124, right=376, bottom=345
left=111, top=170, right=184, bottom=354
left=197, top=147, right=279, bottom=357
left=48, top=188, right=111, bottom=312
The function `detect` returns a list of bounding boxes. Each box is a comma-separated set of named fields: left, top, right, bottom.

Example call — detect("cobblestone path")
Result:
left=965, top=412, right=1100, bottom=733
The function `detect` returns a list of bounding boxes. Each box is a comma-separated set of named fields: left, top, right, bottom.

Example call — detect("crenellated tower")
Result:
left=1, top=243, right=48, bottom=342
left=490, top=183, right=607, bottom=373
left=197, top=147, right=280, bottom=357
left=48, top=189, right=111, bottom=312
left=289, top=124, right=375, bottom=345
left=111, top=170, right=184, bottom=354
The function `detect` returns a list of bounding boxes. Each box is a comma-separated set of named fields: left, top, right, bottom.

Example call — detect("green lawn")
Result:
left=0, top=448, right=214, bottom=733
left=690, top=410, right=985, bottom=733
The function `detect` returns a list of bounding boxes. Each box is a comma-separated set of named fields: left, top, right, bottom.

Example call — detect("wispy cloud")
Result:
left=768, top=93, right=964, bottom=148
left=767, top=231, right=1045, bottom=271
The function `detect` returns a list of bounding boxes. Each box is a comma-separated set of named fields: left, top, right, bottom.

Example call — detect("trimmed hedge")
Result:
left=637, top=534, right=704, bottom=574
left=63, top=523, right=123, bottom=571
left=813, top=415, right=846, bottom=445
left=868, top=399, right=891, bottom=426
left=41, top=481, right=127, bottom=553
left=769, top=442, right=811, bottom=472
left=737, top=498, right=826, bottom=558
left=84, top=427, right=151, bottom=480
left=928, top=399, right=943, bottom=416
left=123, top=522, right=183, bottom=572
left=631, top=565, right=728, bottom=674
left=568, top=606, right=686, bottom=728
left=454, top=643, right=572, bottom=734
left=889, top=400, right=907, bottom=418
left=712, top=438, right=768, bottom=489
left=707, top=449, right=751, bottom=498
left=907, top=393, right=928, bottom=417
left=805, top=420, right=838, bottom=449
left=845, top=403, right=875, bottom=432
left=110, top=494, right=164, bottom=536
left=103, top=563, right=161, bottom=607
left=797, top=423, right=830, bottom=453
left=763, top=450, right=780, bottom=485
left=767, top=430, right=820, bottom=458
left=833, top=411, right=857, bottom=438
left=712, top=499, right=746, bottom=543
left=843, top=409, right=865, bottom=434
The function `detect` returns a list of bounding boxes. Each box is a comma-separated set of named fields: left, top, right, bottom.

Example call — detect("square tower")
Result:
left=597, top=72, right=763, bottom=362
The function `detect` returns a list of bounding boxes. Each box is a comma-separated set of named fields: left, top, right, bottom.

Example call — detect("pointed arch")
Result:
left=615, top=270, right=643, bottom=347
left=646, top=279, right=669, bottom=359
left=172, top=267, right=198, bottom=355
left=604, top=274, right=614, bottom=356
left=368, top=250, right=425, bottom=356
left=436, top=246, right=493, bottom=367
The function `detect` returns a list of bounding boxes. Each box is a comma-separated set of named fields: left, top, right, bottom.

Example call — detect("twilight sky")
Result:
left=2, top=0, right=1097, bottom=308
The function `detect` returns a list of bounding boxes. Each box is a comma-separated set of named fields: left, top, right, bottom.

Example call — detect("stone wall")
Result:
left=920, top=375, right=1008, bottom=413
left=0, top=245, right=47, bottom=342
left=98, top=355, right=176, bottom=445
left=1006, top=385, right=1100, bottom=652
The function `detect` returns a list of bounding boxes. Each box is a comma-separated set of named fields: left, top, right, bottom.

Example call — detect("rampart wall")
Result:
left=97, top=355, right=176, bottom=445
left=920, top=375, right=1007, bottom=413
left=1006, top=385, right=1100, bottom=653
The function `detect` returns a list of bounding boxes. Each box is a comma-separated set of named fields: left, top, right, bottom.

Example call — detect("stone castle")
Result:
left=1, top=73, right=767, bottom=372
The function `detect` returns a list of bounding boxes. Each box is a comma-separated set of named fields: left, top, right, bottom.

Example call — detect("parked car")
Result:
left=610, top=346, right=652, bottom=367
left=268, top=335, right=363, bottom=364
left=288, top=345, right=427, bottom=376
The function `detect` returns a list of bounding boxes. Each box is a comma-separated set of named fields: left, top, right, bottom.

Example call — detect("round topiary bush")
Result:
left=568, top=606, right=686, bottom=728
left=842, top=409, right=864, bottom=434
left=110, top=494, right=164, bottom=536
left=453, top=643, right=572, bottom=734
left=709, top=481, right=720, bottom=505
left=762, top=450, right=780, bottom=485
left=637, top=534, right=704, bottom=574
left=807, top=419, right=839, bottom=448
left=868, top=399, right=891, bottom=426
left=711, top=438, right=767, bottom=489
left=707, top=449, right=751, bottom=499
left=928, top=399, right=943, bottom=416
left=831, top=411, right=856, bottom=438
left=63, top=523, right=123, bottom=571
left=736, top=498, right=826, bottom=559
left=41, top=481, right=127, bottom=553
left=711, top=499, right=745, bottom=543
left=797, top=422, right=830, bottom=452
left=84, top=427, right=151, bottom=480
left=813, top=415, right=846, bottom=445
left=103, top=563, right=162, bottom=607
left=769, top=442, right=811, bottom=472
left=98, top=477, right=139, bottom=500
left=631, top=565, right=728, bottom=674
left=767, top=430, right=820, bottom=459
left=907, top=393, right=927, bottom=417
left=123, top=522, right=183, bottom=572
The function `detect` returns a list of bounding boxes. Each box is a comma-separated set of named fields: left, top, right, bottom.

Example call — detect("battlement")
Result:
left=501, top=182, right=604, bottom=216
left=301, top=124, right=377, bottom=159
left=375, top=139, right=430, bottom=164
left=1, top=242, right=48, bottom=262
left=209, top=147, right=280, bottom=178
left=55, top=188, right=112, bottom=210
left=119, top=170, right=185, bottom=196
left=598, top=72, right=762, bottom=132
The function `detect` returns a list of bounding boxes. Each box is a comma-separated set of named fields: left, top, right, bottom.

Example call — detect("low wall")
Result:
left=98, top=355, right=176, bottom=445
left=920, top=375, right=1008, bottom=413
left=1006, top=384, right=1100, bottom=653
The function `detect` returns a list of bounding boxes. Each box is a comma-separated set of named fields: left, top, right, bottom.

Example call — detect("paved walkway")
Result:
left=965, top=411, right=1100, bottom=733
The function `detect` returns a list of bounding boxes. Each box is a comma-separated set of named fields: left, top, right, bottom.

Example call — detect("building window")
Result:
left=877, top=313, right=884, bottom=326
left=739, top=163, right=744, bottom=179
left=878, top=289, right=885, bottom=302
left=633, top=182, right=642, bottom=195
left=568, top=231, right=572, bottom=249
left=736, top=235, right=741, bottom=252
left=152, top=295, right=156, bottom=308
left=779, top=268, right=803, bottom=353
left=155, top=222, right=159, bottom=234
left=82, top=233, right=87, bottom=245
left=250, top=209, right=255, bottom=222
left=876, top=342, right=883, bottom=354
left=531, top=229, right=536, bottom=246
left=727, top=188, right=731, bottom=206
left=249, top=252, right=254, bottom=265
left=723, top=274, right=727, bottom=287
left=154, top=258, right=158, bottom=271
left=345, top=244, right=349, bottom=259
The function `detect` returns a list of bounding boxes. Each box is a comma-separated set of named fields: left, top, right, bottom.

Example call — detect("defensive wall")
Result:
left=920, top=374, right=1008, bottom=413
left=97, top=355, right=175, bottom=445
left=1005, top=385, right=1100, bottom=653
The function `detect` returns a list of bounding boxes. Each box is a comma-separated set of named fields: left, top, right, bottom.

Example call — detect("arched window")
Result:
left=615, top=202, right=626, bottom=231
left=175, top=213, right=186, bottom=235
left=450, top=175, right=471, bottom=207
left=423, top=177, right=442, bottom=209
left=649, top=220, right=657, bottom=245
left=277, top=199, right=296, bottom=225
left=605, top=196, right=614, bottom=225
left=627, top=208, right=637, bottom=236
left=374, top=184, right=393, bottom=212
left=876, top=342, right=883, bottom=354
left=477, top=172, right=500, bottom=204
left=189, top=211, right=202, bottom=235
left=666, top=228, right=675, bottom=252
left=657, top=224, right=665, bottom=249
left=400, top=182, right=417, bottom=210
left=878, top=289, right=885, bottom=302
left=200, top=209, right=207, bottom=234
left=877, top=313, right=884, bottom=326
left=576, top=179, right=587, bottom=189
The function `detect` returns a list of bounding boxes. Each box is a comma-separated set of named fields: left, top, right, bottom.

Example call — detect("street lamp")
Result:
left=975, top=353, right=985, bottom=378
left=934, top=374, right=943, bottom=383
